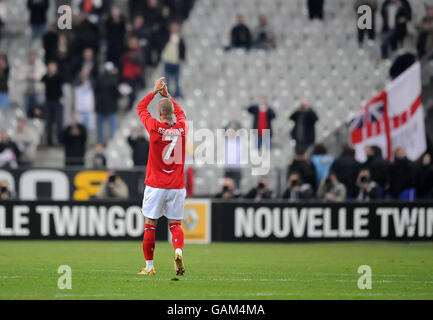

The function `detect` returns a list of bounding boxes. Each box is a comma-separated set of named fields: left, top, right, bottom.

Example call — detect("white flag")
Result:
left=350, top=62, right=426, bottom=162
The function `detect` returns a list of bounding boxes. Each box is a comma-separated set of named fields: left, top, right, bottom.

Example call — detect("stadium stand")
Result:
left=105, top=0, right=433, bottom=196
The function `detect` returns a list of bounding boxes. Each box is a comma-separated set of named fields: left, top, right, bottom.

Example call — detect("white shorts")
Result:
left=141, top=186, right=186, bottom=220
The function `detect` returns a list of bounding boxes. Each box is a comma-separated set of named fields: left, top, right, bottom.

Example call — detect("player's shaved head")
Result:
left=158, top=98, right=174, bottom=121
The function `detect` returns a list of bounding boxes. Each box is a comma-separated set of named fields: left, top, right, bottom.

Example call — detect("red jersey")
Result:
left=136, top=92, right=187, bottom=189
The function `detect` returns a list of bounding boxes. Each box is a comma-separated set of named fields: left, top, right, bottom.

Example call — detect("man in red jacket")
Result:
left=137, top=77, right=187, bottom=276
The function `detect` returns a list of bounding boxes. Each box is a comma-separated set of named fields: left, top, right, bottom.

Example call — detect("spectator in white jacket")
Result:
left=74, top=70, right=95, bottom=132
left=13, top=118, right=39, bottom=166
left=22, top=51, right=46, bottom=118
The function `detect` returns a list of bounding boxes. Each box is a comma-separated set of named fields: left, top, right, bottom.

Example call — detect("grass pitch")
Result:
left=0, top=241, right=432, bottom=300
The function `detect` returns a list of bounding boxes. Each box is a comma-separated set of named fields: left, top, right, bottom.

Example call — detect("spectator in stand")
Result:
left=388, top=147, right=414, bottom=200
left=355, top=169, right=380, bottom=200
left=330, top=145, right=360, bottom=199
left=354, top=0, right=378, bottom=47
left=92, top=142, right=107, bottom=169
left=23, top=51, right=45, bottom=118
left=78, top=0, right=108, bottom=25
left=42, top=23, right=58, bottom=64
left=95, top=61, right=119, bottom=143
left=97, top=171, right=129, bottom=200
left=130, top=15, right=151, bottom=68
left=310, top=144, right=334, bottom=187
left=73, top=13, right=100, bottom=56
left=245, top=178, right=273, bottom=202
left=380, top=0, right=412, bottom=60
left=317, top=171, right=346, bottom=202
left=416, top=5, right=433, bottom=59
left=215, top=177, right=237, bottom=199
left=307, top=0, right=325, bottom=20
left=42, top=61, right=64, bottom=146
left=253, top=14, right=276, bottom=50
left=105, top=6, right=126, bottom=69
left=74, top=47, right=98, bottom=81
left=0, top=1, right=5, bottom=43
left=56, top=34, right=74, bottom=82
left=61, top=114, right=87, bottom=166
left=287, top=146, right=317, bottom=191
left=282, top=172, right=314, bottom=201
left=162, top=21, right=185, bottom=98
left=0, top=131, right=20, bottom=168
left=289, top=99, right=318, bottom=150
left=74, top=69, right=95, bottom=132
left=0, top=180, right=14, bottom=199
left=230, top=14, right=251, bottom=50
left=145, top=0, right=170, bottom=66
left=247, top=96, right=276, bottom=149
left=56, top=34, right=74, bottom=127
left=0, top=53, right=9, bottom=113
left=363, top=145, right=389, bottom=195
left=122, top=35, right=144, bottom=109
left=415, top=153, right=433, bottom=199
left=128, top=127, right=150, bottom=168
left=27, top=0, right=49, bottom=40
left=223, top=114, right=243, bottom=190
left=13, top=118, right=38, bottom=166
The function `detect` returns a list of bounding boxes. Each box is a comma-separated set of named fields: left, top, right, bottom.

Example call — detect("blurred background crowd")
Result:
left=0, top=0, right=433, bottom=202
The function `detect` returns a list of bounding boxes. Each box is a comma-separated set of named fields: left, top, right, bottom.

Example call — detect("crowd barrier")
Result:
left=1, top=200, right=433, bottom=242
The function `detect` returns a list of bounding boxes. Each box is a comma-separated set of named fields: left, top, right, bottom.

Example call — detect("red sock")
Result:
left=142, top=224, right=156, bottom=260
left=169, top=222, right=184, bottom=251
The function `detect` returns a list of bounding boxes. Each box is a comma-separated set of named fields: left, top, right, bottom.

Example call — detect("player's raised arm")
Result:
left=136, top=78, right=166, bottom=130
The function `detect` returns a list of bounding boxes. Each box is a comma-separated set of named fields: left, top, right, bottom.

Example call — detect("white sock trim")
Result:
left=145, top=260, right=154, bottom=270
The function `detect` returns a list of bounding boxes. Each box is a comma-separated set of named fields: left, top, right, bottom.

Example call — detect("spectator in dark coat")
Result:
left=331, top=145, right=361, bottom=198
left=145, top=0, right=170, bottom=66
left=415, top=153, right=433, bottom=199
left=247, top=96, right=276, bottom=149
left=416, top=6, right=433, bottom=58
left=27, top=0, right=49, bottom=40
left=73, top=14, right=100, bottom=57
left=307, top=0, right=324, bottom=20
left=95, top=62, right=119, bottom=143
left=105, top=7, right=126, bottom=69
left=363, top=146, right=389, bottom=193
left=289, top=99, right=318, bottom=150
left=42, top=23, right=59, bottom=64
left=381, top=0, right=412, bottom=59
left=61, top=115, right=87, bottom=167
left=0, top=53, right=9, bottom=113
left=130, top=15, right=151, bottom=67
left=122, top=35, right=144, bottom=109
left=56, top=34, right=74, bottom=84
left=245, top=178, right=273, bottom=202
left=287, top=146, right=317, bottom=191
left=42, top=62, right=64, bottom=146
left=230, top=15, right=252, bottom=49
left=388, top=147, right=414, bottom=199
left=128, top=127, right=149, bottom=167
